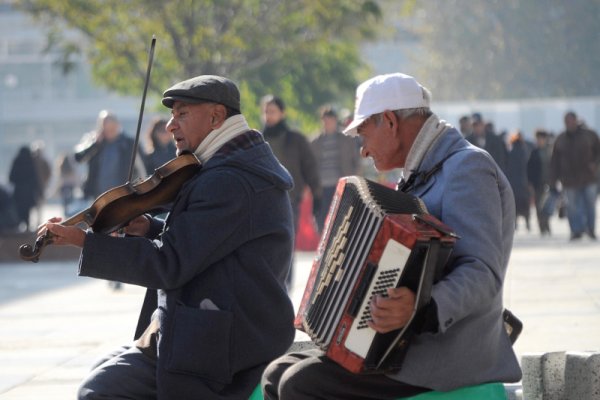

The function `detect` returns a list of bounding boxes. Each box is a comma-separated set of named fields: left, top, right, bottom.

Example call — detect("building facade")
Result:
left=0, top=4, right=141, bottom=193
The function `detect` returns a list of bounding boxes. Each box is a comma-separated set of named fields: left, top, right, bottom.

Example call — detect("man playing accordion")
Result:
left=262, top=73, right=522, bottom=399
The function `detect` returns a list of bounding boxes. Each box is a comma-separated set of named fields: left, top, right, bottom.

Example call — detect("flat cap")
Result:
left=162, top=75, right=240, bottom=111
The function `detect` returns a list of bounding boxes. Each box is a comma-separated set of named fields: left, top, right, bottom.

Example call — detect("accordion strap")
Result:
left=398, top=149, right=467, bottom=193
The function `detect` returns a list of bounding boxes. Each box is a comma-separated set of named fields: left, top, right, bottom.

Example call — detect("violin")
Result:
left=19, top=153, right=200, bottom=262
left=19, top=36, right=201, bottom=262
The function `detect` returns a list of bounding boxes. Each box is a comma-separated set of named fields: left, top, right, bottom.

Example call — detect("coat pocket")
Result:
left=166, top=304, right=233, bottom=383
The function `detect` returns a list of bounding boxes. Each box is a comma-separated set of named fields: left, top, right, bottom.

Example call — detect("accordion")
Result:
left=295, top=176, right=458, bottom=374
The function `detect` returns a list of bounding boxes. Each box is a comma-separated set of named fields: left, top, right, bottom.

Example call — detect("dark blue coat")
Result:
left=78, top=131, right=295, bottom=399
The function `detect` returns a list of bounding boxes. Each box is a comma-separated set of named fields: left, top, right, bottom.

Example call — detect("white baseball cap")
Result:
left=343, top=73, right=430, bottom=136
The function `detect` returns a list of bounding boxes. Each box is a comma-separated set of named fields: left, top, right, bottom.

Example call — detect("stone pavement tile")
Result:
left=504, top=219, right=600, bottom=360
left=0, top=268, right=144, bottom=398
left=0, top=346, right=90, bottom=393
left=0, top=381, right=80, bottom=400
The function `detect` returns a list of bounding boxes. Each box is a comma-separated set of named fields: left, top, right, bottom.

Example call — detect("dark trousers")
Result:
left=78, top=345, right=156, bottom=400
left=533, top=187, right=551, bottom=235
left=261, top=349, right=430, bottom=400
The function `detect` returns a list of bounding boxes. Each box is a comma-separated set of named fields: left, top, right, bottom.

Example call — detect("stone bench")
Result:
left=521, top=351, right=600, bottom=400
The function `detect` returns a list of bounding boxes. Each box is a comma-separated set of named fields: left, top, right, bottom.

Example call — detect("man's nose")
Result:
left=166, top=118, right=177, bottom=133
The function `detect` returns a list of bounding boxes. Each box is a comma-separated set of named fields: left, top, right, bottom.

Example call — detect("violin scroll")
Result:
left=19, top=232, right=54, bottom=263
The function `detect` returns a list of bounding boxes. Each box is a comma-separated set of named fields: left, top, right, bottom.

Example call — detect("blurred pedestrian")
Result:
left=506, top=131, right=532, bottom=231
left=261, top=95, right=322, bottom=288
left=74, top=110, right=146, bottom=200
left=311, top=106, right=360, bottom=232
left=142, top=117, right=176, bottom=173
left=74, top=110, right=146, bottom=290
left=458, top=115, right=472, bottom=137
left=466, top=114, right=508, bottom=173
left=0, top=184, right=19, bottom=233
left=9, top=146, right=41, bottom=231
left=56, top=152, right=80, bottom=217
left=527, top=129, right=553, bottom=235
left=550, top=111, right=600, bottom=240
left=30, top=140, right=52, bottom=228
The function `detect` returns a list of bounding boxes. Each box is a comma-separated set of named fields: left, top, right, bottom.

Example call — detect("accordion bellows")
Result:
left=295, top=176, right=458, bottom=374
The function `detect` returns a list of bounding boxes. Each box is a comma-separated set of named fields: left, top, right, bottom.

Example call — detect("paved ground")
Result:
left=0, top=203, right=599, bottom=399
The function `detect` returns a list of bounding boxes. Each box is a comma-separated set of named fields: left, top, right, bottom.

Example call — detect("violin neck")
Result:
left=61, top=210, right=90, bottom=228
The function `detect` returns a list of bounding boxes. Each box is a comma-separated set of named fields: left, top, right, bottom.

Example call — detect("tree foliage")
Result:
left=407, top=0, right=600, bottom=100
left=18, top=0, right=384, bottom=129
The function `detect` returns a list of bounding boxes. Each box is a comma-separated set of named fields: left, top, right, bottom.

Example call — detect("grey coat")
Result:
left=389, top=127, right=522, bottom=391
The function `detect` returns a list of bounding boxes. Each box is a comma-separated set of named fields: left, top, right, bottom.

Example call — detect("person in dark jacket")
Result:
left=0, top=184, right=19, bottom=233
left=261, top=95, right=322, bottom=287
left=311, top=106, right=360, bottom=232
left=527, top=129, right=553, bottom=235
left=9, top=146, right=42, bottom=231
left=506, top=131, right=532, bottom=231
left=465, top=116, right=508, bottom=174
left=142, top=117, right=177, bottom=173
left=261, top=95, right=322, bottom=230
left=42, top=75, right=296, bottom=400
left=74, top=110, right=146, bottom=200
left=74, top=110, right=147, bottom=291
left=550, top=111, right=600, bottom=240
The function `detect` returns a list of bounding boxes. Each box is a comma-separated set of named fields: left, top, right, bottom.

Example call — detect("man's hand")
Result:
left=368, top=287, right=416, bottom=333
left=95, top=128, right=105, bottom=143
left=123, top=215, right=151, bottom=237
left=42, top=217, right=86, bottom=248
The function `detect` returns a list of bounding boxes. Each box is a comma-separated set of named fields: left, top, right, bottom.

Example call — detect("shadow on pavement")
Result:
left=0, top=260, right=92, bottom=305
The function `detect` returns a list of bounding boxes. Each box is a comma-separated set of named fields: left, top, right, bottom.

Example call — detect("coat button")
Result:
left=444, top=318, right=453, bottom=328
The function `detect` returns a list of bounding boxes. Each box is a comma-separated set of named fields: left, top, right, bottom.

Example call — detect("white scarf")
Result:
left=194, top=114, right=250, bottom=163
left=402, top=114, right=451, bottom=180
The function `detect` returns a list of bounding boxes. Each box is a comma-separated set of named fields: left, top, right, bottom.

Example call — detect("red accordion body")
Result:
left=295, top=176, right=457, bottom=374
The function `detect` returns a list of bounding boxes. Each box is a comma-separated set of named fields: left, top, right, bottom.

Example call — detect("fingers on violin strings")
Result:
left=37, top=217, right=63, bottom=236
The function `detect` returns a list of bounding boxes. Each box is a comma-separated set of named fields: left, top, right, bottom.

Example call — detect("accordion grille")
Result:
left=303, top=180, right=378, bottom=346
left=303, top=177, right=428, bottom=348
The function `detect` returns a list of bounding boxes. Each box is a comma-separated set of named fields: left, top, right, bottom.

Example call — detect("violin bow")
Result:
left=127, top=35, right=156, bottom=183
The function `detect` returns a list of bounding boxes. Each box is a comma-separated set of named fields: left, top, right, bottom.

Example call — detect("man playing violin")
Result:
left=42, top=75, right=296, bottom=400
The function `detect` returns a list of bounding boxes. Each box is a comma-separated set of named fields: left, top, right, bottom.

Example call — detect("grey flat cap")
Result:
left=162, top=75, right=240, bottom=111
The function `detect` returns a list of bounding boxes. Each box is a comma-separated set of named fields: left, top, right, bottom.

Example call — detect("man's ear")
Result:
left=212, top=104, right=228, bottom=128
left=383, top=110, right=399, bottom=131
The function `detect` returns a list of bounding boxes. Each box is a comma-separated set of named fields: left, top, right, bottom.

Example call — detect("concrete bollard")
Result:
left=564, top=351, right=600, bottom=400
left=521, top=352, right=566, bottom=400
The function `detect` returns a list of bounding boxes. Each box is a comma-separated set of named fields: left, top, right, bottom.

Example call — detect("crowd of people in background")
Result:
left=2, top=105, right=599, bottom=245
left=460, top=110, right=600, bottom=240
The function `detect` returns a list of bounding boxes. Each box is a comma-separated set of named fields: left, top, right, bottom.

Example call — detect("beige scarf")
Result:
left=193, top=114, right=250, bottom=163
left=402, top=114, right=451, bottom=180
